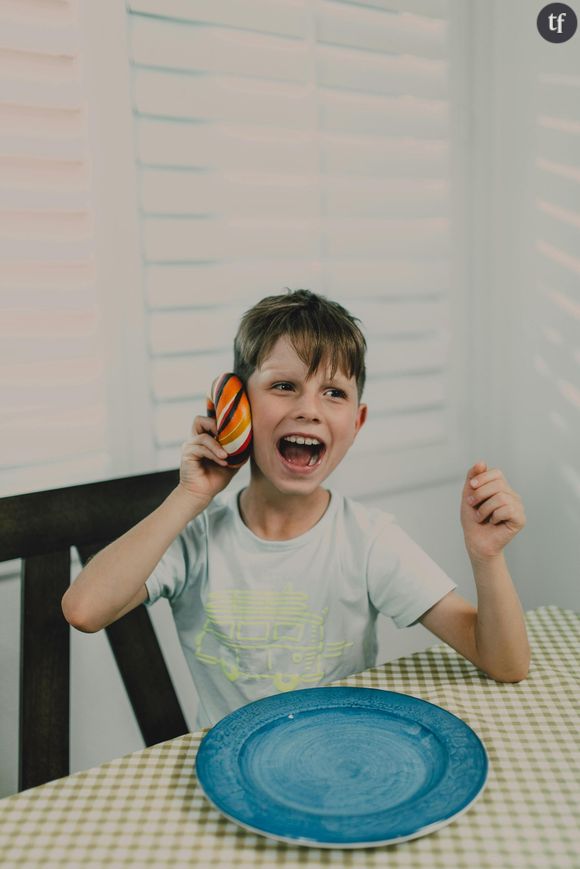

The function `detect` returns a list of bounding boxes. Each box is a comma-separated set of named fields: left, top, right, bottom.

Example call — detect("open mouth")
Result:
left=276, top=437, right=326, bottom=469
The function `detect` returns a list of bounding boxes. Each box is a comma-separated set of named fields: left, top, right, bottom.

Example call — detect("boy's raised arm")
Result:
left=62, top=413, right=241, bottom=633
left=420, top=461, right=529, bottom=683
left=61, top=485, right=207, bottom=632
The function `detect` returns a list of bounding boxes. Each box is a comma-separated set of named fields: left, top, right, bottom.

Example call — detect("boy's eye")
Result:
left=272, top=382, right=346, bottom=398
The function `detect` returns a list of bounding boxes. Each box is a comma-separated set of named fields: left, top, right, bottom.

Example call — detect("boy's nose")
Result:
left=295, top=413, right=321, bottom=423
left=294, top=399, right=322, bottom=422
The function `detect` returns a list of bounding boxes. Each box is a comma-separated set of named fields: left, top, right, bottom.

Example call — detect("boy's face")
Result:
left=245, top=335, right=367, bottom=494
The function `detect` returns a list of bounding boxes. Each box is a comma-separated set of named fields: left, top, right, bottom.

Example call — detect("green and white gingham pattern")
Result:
left=0, top=606, right=578, bottom=868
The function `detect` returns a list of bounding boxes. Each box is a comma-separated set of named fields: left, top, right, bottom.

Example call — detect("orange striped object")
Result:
left=207, top=373, right=253, bottom=468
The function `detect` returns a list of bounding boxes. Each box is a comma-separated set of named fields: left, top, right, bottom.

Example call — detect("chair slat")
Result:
left=106, top=608, right=189, bottom=746
left=19, top=551, right=71, bottom=791
left=77, top=543, right=189, bottom=747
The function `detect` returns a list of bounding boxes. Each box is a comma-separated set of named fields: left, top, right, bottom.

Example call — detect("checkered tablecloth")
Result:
left=1, top=605, right=578, bottom=868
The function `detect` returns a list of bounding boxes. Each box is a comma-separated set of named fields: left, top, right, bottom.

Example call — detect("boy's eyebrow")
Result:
left=262, top=369, right=351, bottom=386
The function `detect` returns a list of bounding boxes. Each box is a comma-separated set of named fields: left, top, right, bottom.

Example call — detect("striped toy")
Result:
left=206, top=373, right=253, bottom=468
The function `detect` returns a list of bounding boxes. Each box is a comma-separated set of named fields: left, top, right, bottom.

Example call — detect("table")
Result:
left=1, top=605, right=578, bottom=868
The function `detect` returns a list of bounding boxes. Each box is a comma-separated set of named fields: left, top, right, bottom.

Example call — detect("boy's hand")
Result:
left=461, top=461, right=526, bottom=562
left=179, top=415, right=241, bottom=506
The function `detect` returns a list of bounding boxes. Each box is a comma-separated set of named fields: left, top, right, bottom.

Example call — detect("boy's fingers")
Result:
left=183, top=433, right=226, bottom=453
left=192, top=415, right=217, bottom=436
left=181, top=441, right=228, bottom=465
left=465, top=461, right=487, bottom=487
left=469, top=467, right=509, bottom=491
left=475, top=493, right=518, bottom=523
left=469, top=479, right=519, bottom=505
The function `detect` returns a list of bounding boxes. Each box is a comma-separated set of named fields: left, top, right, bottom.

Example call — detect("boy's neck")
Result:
left=237, top=485, right=331, bottom=541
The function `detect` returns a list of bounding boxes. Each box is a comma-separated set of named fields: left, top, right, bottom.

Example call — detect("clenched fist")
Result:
left=461, top=461, right=526, bottom=562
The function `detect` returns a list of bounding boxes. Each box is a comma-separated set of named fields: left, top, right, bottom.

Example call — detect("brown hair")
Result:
left=233, top=289, right=367, bottom=402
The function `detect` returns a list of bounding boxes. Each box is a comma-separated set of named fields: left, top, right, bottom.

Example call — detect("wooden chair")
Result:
left=0, top=469, right=189, bottom=792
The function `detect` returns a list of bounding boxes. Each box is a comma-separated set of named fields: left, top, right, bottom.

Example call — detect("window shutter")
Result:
left=134, top=0, right=468, bottom=498
left=0, top=0, right=111, bottom=497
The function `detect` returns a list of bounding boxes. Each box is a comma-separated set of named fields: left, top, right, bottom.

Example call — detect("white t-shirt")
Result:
left=145, top=486, right=456, bottom=729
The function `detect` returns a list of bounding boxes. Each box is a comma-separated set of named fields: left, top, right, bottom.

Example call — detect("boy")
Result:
left=62, top=289, right=530, bottom=730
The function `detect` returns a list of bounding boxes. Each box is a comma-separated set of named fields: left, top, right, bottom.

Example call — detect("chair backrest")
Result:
left=0, top=469, right=189, bottom=792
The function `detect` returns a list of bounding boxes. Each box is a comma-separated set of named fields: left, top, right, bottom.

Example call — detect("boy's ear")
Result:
left=354, top=403, right=368, bottom=436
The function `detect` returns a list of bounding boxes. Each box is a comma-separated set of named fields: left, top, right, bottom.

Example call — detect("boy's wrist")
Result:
left=468, top=550, right=505, bottom=570
left=169, top=485, right=209, bottom=522
left=469, top=551, right=512, bottom=593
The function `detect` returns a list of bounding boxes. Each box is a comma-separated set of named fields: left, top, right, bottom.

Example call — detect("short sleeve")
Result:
left=144, top=516, right=207, bottom=606
left=367, top=518, right=456, bottom=628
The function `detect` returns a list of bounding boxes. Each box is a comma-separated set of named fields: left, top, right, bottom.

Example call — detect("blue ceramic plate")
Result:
left=195, top=687, right=488, bottom=848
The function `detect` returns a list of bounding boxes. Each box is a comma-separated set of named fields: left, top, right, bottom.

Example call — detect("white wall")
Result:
left=469, top=0, right=579, bottom=612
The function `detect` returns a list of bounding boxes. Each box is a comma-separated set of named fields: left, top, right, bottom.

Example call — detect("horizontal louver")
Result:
left=0, top=0, right=110, bottom=497
left=127, top=0, right=465, bottom=497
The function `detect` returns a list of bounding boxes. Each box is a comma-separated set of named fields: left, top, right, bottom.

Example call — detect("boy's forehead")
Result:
left=256, top=337, right=353, bottom=384
left=259, top=335, right=303, bottom=365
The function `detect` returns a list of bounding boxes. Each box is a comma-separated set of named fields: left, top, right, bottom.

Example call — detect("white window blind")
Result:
left=0, top=0, right=111, bottom=497
left=126, top=0, right=468, bottom=498
left=1, top=0, right=469, bottom=501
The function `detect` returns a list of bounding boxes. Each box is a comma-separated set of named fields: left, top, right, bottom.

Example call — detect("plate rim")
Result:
left=195, top=686, right=489, bottom=849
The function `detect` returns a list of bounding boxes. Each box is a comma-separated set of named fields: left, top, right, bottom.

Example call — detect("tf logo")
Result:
left=537, top=3, right=578, bottom=42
